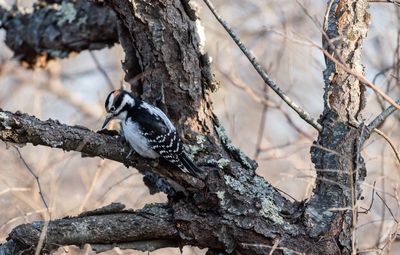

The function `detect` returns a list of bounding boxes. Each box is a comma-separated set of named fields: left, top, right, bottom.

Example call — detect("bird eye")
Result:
left=110, top=106, right=116, bottom=112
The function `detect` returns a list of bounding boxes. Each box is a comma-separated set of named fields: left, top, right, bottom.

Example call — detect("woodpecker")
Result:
left=102, top=89, right=202, bottom=176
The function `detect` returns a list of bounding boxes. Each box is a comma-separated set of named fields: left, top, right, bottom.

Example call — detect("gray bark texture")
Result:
left=0, top=0, right=118, bottom=67
left=0, top=0, right=371, bottom=254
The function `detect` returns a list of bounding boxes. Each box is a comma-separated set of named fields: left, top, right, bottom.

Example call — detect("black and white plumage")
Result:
left=102, top=89, right=202, bottom=176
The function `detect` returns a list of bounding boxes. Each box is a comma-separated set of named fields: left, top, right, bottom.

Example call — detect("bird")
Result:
left=102, top=89, right=202, bottom=176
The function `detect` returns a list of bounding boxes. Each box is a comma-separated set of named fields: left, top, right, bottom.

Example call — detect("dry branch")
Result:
left=202, top=0, right=322, bottom=132
left=307, top=1, right=369, bottom=253
left=0, top=203, right=180, bottom=254
left=0, top=109, right=202, bottom=190
left=368, top=98, right=400, bottom=130
left=0, top=0, right=118, bottom=67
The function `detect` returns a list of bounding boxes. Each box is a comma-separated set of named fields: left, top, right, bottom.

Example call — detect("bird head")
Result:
left=102, top=89, right=135, bottom=129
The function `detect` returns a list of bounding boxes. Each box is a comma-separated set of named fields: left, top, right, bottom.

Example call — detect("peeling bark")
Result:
left=307, top=1, right=369, bottom=254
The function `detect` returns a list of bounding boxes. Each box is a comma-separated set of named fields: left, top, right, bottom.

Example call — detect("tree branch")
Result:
left=367, top=98, right=400, bottom=130
left=0, top=109, right=204, bottom=191
left=307, top=1, right=370, bottom=253
left=0, top=0, right=118, bottom=67
left=0, top=203, right=180, bottom=255
left=201, top=0, right=322, bottom=132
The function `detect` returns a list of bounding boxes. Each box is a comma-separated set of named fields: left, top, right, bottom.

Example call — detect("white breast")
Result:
left=122, top=120, right=159, bottom=159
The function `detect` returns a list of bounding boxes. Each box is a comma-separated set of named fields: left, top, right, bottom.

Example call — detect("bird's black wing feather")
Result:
left=127, top=103, right=171, bottom=137
left=179, top=153, right=203, bottom=176
left=127, top=102, right=202, bottom=176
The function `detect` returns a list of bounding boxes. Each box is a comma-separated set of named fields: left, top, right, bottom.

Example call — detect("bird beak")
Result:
left=101, top=113, right=113, bottom=129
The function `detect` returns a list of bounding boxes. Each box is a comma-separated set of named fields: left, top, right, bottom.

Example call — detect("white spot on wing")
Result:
left=168, top=136, right=174, bottom=147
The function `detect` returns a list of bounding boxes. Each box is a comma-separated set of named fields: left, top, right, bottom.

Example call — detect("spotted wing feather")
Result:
left=147, top=131, right=188, bottom=172
left=127, top=101, right=202, bottom=175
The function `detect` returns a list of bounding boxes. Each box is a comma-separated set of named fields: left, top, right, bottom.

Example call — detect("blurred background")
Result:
left=0, top=0, right=399, bottom=254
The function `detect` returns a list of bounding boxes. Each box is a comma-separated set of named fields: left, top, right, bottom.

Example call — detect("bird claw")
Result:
left=126, top=148, right=135, bottom=159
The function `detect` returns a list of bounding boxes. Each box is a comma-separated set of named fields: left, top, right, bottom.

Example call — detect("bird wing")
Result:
left=148, top=130, right=184, bottom=156
left=127, top=102, right=200, bottom=174
left=127, top=102, right=182, bottom=154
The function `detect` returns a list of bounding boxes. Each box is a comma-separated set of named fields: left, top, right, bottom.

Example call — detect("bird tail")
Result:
left=179, top=153, right=203, bottom=177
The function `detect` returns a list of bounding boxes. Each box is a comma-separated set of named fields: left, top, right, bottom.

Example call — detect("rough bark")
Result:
left=1, top=203, right=180, bottom=254
left=0, top=0, right=371, bottom=254
left=0, top=0, right=118, bottom=67
left=0, top=109, right=203, bottom=190
left=306, top=1, right=369, bottom=254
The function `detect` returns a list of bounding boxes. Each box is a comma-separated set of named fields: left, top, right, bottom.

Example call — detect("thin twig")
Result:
left=45, top=67, right=103, bottom=118
left=319, top=48, right=400, bottom=111
left=240, top=242, right=305, bottom=255
left=78, top=160, right=105, bottom=213
left=356, top=219, right=395, bottom=230
left=357, top=248, right=384, bottom=254
left=372, top=66, right=393, bottom=85
left=362, top=181, right=399, bottom=200
left=373, top=128, right=400, bottom=166
left=35, top=221, right=49, bottom=255
left=13, top=146, right=50, bottom=255
left=274, top=186, right=298, bottom=202
left=254, top=86, right=268, bottom=159
left=202, top=0, right=322, bottom=131
left=372, top=66, right=394, bottom=113
left=294, top=33, right=400, bottom=111
left=268, top=238, right=281, bottom=255
left=270, top=21, right=400, bottom=112
left=298, top=0, right=347, bottom=67
left=259, top=144, right=310, bottom=161
left=350, top=124, right=366, bottom=253
left=97, top=172, right=138, bottom=204
left=128, top=68, right=163, bottom=87
left=323, top=1, right=335, bottom=32
left=0, top=208, right=48, bottom=233
left=310, top=143, right=345, bottom=158
left=279, top=104, right=315, bottom=140
left=221, top=60, right=314, bottom=140
left=0, top=187, right=30, bottom=196
left=378, top=146, right=387, bottom=247
left=359, top=181, right=376, bottom=214
left=14, top=147, right=48, bottom=210
left=260, top=142, right=292, bottom=152
left=368, top=0, right=400, bottom=6
left=376, top=192, right=399, bottom=223
left=90, top=52, right=115, bottom=90
left=368, top=98, right=400, bottom=131
left=219, top=70, right=275, bottom=107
